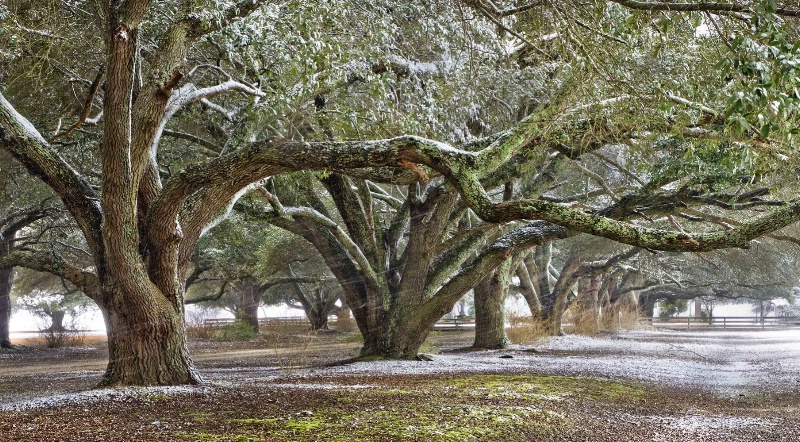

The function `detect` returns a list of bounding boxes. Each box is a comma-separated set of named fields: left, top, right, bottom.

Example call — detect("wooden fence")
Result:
left=640, top=316, right=800, bottom=329
left=203, top=316, right=476, bottom=330
left=203, top=317, right=312, bottom=328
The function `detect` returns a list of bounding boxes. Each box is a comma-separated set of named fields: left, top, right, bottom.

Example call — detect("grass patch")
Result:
left=284, top=416, right=326, bottom=431
left=187, top=405, right=563, bottom=442
left=228, top=418, right=280, bottom=425
left=447, top=374, right=645, bottom=401
left=214, top=321, right=259, bottom=342
left=178, top=432, right=264, bottom=442
left=173, top=375, right=647, bottom=441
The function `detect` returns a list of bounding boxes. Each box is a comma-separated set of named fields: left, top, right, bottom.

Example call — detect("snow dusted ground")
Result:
left=287, top=329, right=800, bottom=396
left=3, top=328, right=800, bottom=412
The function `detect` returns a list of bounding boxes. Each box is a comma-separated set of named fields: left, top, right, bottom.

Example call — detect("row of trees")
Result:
left=1, top=0, right=799, bottom=386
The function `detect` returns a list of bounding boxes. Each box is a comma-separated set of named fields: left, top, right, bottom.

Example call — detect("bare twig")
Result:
left=50, top=66, right=104, bottom=142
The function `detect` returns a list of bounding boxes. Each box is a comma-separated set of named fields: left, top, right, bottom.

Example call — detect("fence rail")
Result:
left=640, top=316, right=800, bottom=329
left=203, top=317, right=313, bottom=328
left=203, top=316, right=477, bottom=330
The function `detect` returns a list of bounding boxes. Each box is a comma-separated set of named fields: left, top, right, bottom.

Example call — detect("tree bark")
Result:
left=237, top=301, right=260, bottom=332
left=541, top=258, right=581, bottom=336
left=0, top=267, right=13, bottom=348
left=48, top=310, right=66, bottom=332
left=515, top=255, right=541, bottom=316
left=98, top=287, right=200, bottom=387
left=473, top=259, right=511, bottom=349
left=638, top=294, right=656, bottom=318
left=307, top=308, right=329, bottom=331
left=576, top=274, right=602, bottom=332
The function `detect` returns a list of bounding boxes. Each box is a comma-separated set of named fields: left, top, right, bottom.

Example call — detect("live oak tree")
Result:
left=2, top=0, right=800, bottom=386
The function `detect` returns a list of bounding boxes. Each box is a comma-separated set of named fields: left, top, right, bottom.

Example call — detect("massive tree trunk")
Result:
left=472, top=259, right=511, bottom=349
left=307, top=309, right=329, bottom=331
left=98, top=286, right=199, bottom=387
left=638, top=294, right=657, bottom=318
left=0, top=267, right=13, bottom=348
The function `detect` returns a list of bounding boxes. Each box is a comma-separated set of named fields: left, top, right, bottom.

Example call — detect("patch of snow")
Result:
left=266, top=383, right=375, bottom=390
left=0, top=385, right=214, bottom=412
left=648, top=413, right=777, bottom=440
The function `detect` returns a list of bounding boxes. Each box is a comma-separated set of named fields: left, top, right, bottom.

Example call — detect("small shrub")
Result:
left=214, top=321, right=259, bottom=341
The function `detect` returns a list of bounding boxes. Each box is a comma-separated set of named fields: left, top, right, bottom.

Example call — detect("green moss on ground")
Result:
left=177, top=374, right=648, bottom=441
left=446, top=374, right=645, bottom=401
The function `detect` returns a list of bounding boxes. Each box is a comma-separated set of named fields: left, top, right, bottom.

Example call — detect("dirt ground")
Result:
left=2, top=327, right=800, bottom=441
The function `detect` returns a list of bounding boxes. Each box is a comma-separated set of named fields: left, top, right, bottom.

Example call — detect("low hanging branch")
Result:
left=0, top=250, right=101, bottom=302
left=50, top=66, right=104, bottom=143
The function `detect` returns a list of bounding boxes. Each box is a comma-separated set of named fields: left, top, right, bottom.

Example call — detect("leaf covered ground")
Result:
left=2, top=329, right=800, bottom=441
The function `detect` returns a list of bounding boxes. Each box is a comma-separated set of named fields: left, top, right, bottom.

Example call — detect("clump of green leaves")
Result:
left=720, top=2, right=800, bottom=144
left=213, top=321, right=259, bottom=341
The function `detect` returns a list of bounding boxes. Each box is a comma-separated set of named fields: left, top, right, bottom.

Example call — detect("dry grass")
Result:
left=40, top=327, right=87, bottom=349
left=506, top=313, right=550, bottom=344
left=260, top=323, right=319, bottom=374
left=332, top=317, right=357, bottom=333
left=564, top=304, right=642, bottom=335
left=12, top=333, right=107, bottom=347
left=601, top=305, right=641, bottom=332
left=184, top=309, right=217, bottom=340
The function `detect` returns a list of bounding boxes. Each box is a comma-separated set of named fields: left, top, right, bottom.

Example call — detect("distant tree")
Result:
left=12, top=267, right=92, bottom=329
left=659, top=299, right=689, bottom=320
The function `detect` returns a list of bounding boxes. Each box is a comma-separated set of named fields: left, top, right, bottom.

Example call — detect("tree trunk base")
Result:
left=98, top=296, right=203, bottom=387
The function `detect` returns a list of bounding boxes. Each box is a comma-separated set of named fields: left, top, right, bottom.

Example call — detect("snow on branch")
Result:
left=0, top=93, right=103, bottom=255
left=610, top=0, right=800, bottom=16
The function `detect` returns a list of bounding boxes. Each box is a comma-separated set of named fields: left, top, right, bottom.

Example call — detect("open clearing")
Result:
left=2, top=328, right=800, bottom=441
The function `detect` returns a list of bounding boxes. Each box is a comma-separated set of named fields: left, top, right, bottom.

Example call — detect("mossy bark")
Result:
left=473, top=259, right=511, bottom=349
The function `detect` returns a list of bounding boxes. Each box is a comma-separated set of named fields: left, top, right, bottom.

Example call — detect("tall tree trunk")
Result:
left=515, top=255, right=541, bottom=317
left=232, top=282, right=260, bottom=332
left=541, top=258, right=581, bottom=336
left=473, top=259, right=510, bottom=349
left=98, top=287, right=200, bottom=387
left=307, top=309, right=329, bottom=331
left=576, top=274, right=602, bottom=332
left=237, top=300, right=260, bottom=332
left=0, top=267, right=13, bottom=348
left=638, top=294, right=656, bottom=318
left=48, top=310, right=66, bottom=332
